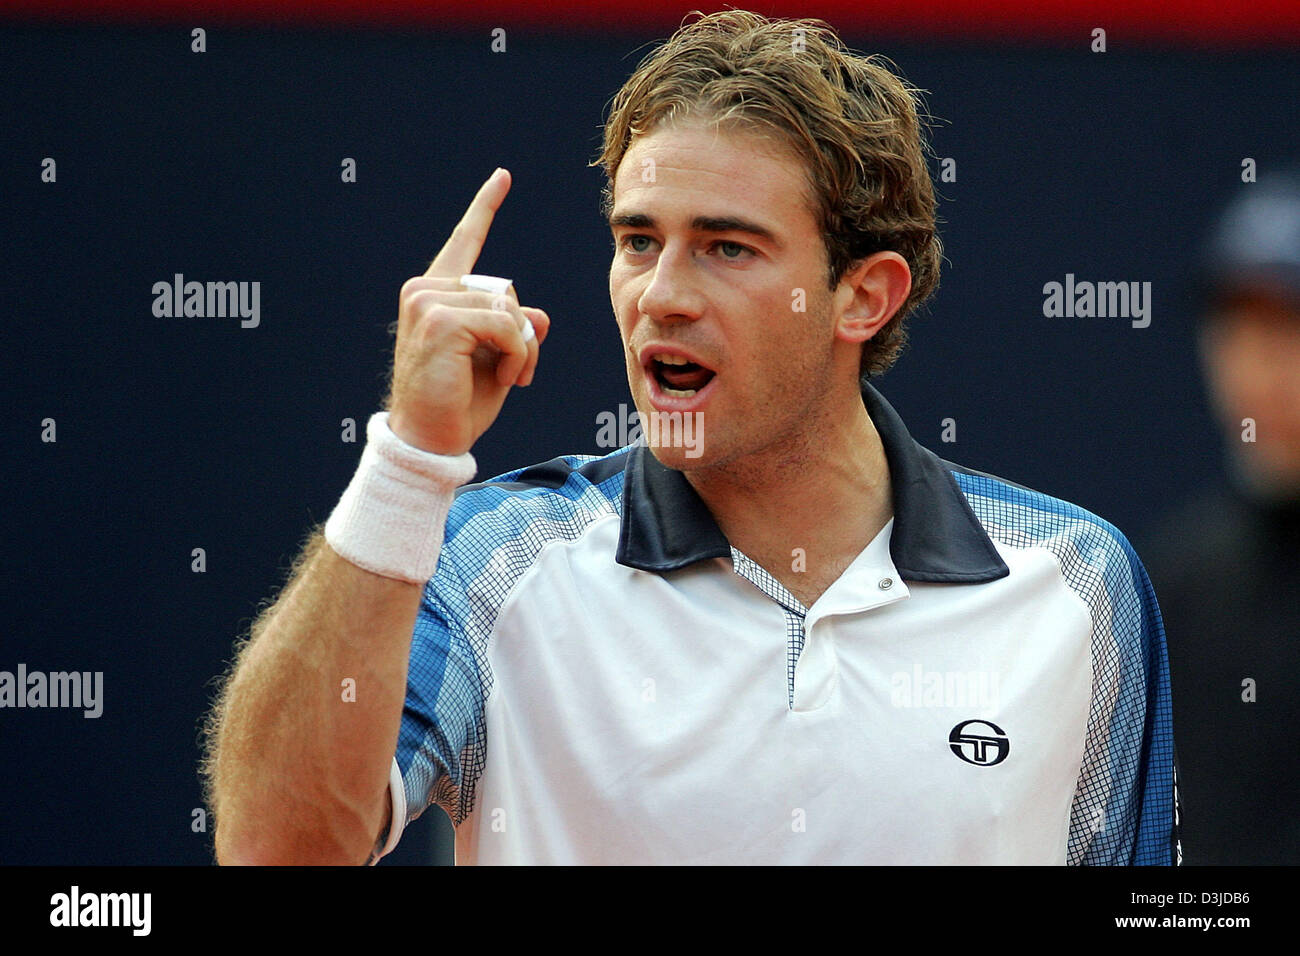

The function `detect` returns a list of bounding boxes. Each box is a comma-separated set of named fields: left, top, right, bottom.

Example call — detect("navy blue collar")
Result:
left=615, top=382, right=1009, bottom=583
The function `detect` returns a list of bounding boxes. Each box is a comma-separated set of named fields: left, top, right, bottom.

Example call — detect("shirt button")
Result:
left=878, top=577, right=894, bottom=590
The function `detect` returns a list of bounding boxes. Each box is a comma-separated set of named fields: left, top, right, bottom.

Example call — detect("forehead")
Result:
left=613, top=119, right=816, bottom=228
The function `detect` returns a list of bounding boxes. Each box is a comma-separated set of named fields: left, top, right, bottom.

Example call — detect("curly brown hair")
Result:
left=592, top=9, right=942, bottom=380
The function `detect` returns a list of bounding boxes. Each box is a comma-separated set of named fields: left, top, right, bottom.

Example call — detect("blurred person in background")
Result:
left=1144, top=171, right=1300, bottom=865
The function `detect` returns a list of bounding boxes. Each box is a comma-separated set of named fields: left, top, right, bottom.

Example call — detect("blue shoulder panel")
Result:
left=952, top=470, right=1177, bottom=866
left=396, top=448, right=631, bottom=826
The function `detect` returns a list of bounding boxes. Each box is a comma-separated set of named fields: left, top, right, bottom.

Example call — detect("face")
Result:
left=1201, top=288, right=1300, bottom=487
left=607, top=118, right=846, bottom=473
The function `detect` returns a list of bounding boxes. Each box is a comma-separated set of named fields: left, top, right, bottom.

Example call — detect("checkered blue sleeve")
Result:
left=952, top=471, right=1179, bottom=866
left=1076, top=538, right=1178, bottom=866
left=382, top=452, right=627, bottom=842
left=391, top=542, right=489, bottom=833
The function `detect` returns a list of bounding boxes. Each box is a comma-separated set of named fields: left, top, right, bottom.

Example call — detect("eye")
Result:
left=713, top=240, right=754, bottom=260
left=618, top=235, right=656, bottom=254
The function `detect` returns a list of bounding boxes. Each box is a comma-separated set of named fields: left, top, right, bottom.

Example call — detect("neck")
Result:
left=684, top=383, right=893, bottom=604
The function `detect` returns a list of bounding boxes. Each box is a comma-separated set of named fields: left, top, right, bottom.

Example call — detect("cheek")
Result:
left=614, top=303, right=637, bottom=348
left=738, top=291, right=831, bottom=392
left=609, top=274, right=634, bottom=340
left=755, top=289, right=814, bottom=351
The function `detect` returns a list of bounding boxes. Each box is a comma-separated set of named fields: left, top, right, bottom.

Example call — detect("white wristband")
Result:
left=324, top=412, right=477, bottom=584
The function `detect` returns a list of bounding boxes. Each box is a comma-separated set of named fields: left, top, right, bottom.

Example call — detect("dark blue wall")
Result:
left=4, top=22, right=1298, bottom=863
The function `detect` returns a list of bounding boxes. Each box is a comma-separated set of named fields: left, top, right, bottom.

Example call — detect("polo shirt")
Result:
left=378, top=383, right=1179, bottom=865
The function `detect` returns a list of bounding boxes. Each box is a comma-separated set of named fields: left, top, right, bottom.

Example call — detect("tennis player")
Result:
left=204, top=10, right=1178, bottom=865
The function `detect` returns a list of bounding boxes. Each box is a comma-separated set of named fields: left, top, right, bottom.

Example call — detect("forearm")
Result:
left=210, top=531, right=420, bottom=865
left=205, top=168, right=541, bottom=864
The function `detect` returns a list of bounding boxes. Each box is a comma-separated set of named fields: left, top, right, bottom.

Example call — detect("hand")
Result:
left=386, top=168, right=551, bottom=455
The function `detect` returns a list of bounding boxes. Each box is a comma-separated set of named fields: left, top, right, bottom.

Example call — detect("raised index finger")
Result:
left=425, top=168, right=511, bottom=279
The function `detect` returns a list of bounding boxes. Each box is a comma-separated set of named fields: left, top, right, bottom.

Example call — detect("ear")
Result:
left=833, top=251, right=913, bottom=345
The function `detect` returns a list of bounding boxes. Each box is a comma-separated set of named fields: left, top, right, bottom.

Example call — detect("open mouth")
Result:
left=648, top=353, right=716, bottom=398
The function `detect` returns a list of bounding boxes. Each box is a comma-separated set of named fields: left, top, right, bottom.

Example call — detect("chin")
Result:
left=644, top=439, right=712, bottom=472
left=626, top=392, right=712, bottom=470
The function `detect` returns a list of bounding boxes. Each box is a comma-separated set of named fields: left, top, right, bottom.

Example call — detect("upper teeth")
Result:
left=653, top=353, right=691, bottom=365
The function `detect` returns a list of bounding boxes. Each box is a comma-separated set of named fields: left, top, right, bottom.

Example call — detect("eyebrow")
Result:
left=608, top=212, right=782, bottom=249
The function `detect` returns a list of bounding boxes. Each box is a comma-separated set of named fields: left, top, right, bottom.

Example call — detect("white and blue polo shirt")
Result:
left=378, top=383, right=1178, bottom=865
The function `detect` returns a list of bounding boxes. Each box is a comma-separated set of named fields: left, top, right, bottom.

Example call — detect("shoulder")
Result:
left=441, top=445, right=633, bottom=560
left=942, top=458, right=1155, bottom=611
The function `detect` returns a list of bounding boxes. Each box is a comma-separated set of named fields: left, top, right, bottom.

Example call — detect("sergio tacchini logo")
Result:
left=949, top=719, right=1010, bottom=766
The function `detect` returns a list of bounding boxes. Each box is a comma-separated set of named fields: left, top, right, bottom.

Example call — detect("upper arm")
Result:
left=380, top=556, right=493, bottom=857
left=1069, top=536, right=1178, bottom=866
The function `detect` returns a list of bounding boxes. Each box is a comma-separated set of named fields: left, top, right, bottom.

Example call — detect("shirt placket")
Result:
left=729, top=547, right=810, bottom=710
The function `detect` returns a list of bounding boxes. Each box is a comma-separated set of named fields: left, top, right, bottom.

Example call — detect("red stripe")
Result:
left=4, top=0, right=1298, bottom=44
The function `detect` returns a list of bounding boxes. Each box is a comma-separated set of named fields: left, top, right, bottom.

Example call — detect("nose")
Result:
left=636, top=242, right=706, bottom=326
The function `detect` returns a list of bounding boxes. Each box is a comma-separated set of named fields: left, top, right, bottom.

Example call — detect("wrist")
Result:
left=323, top=412, right=477, bottom=583
left=387, top=407, right=471, bottom=457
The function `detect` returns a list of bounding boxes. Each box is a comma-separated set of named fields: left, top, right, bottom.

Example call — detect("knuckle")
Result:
left=488, top=292, right=518, bottom=314
left=402, top=290, right=438, bottom=321
left=425, top=301, right=454, bottom=325
left=399, top=276, right=429, bottom=301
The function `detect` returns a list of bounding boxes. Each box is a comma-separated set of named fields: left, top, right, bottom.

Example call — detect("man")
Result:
left=204, top=10, right=1177, bottom=865
left=1143, top=171, right=1300, bottom=864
